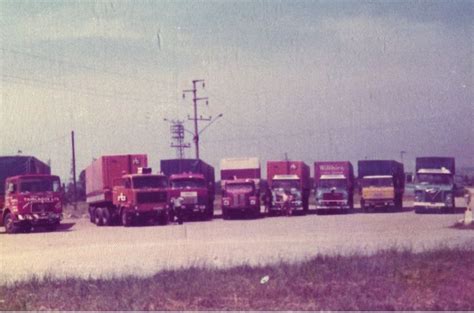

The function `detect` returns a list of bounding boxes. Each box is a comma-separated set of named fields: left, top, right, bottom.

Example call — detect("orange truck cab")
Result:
left=86, top=154, right=170, bottom=227
left=1, top=174, right=62, bottom=233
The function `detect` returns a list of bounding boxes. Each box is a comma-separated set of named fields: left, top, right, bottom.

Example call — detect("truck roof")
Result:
left=123, top=173, right=166, bottom=178
left=7, top=174, right=59, bottom=180
left=273, top=174, right=300, bottom=180
left=220, top=157, right=260, bottom=170
left=170, top=173, right=205, bottom=180
left=417, top=168, right=452, bottom=175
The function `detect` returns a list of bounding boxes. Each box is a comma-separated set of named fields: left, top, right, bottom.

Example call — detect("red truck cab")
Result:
left=1, top=174, right=62, bottom=233
left=221, top=178, right=260, bottom=219
left=168, top=173, right=211, bottom=218
left=111, top=172, right=169, bottom=226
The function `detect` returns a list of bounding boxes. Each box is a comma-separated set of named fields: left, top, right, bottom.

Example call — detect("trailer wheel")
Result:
left=94, top=207, right=104, bottom=226
left=4, top=213, right=19, bottom=234
left=121, top=210, right=132, bottom=227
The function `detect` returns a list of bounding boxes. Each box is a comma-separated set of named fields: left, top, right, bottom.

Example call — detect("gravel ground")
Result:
left=1, top=197, right=473, bottom=284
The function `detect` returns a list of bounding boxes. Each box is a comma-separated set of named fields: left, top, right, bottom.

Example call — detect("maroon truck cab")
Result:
left=221, top=179, right=260, bottom=219
left=1, top=174, right=62, bottom=233
left=168, top=173, right=211, bottom=218
left=220, top=157, right=261, bottom=219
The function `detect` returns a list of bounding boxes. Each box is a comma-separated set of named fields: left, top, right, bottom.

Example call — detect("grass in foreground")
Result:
left=1, top=248, right=473, bottom=310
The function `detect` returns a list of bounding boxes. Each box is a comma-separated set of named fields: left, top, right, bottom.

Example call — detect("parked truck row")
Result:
left=0, top=154, right=460, bottom=233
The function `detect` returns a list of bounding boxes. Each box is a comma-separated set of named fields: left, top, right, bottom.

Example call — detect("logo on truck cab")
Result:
left=117, top=193, right=127, bottom=202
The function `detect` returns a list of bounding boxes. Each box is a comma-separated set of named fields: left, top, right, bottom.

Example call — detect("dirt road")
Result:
left=1, top=208, right=473, bottom=284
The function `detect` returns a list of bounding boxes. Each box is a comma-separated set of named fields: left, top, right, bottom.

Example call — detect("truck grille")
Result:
left=424, top=190, right=443, bottom=203
left=232, top=194, right=247, bottom=206
left=323, top=193, right=343, bottom=200
left=137, top=191, right=167, bottom=204
left=32, top=203, right=55, bottom=213
left=182, top=196, right=198, bottom=204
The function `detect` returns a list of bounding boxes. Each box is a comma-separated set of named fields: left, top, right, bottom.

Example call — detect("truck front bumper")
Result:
left=364, top=199, right=395, bottom=207
left=224, top=205, right=259, bottom=213
left=413, top=202, right=448, bottom=209
left=270, top=202, right=304, bottom=211
left=15, top=213, right=62, bottom=225
left=316, top=202, right=350, bottom=210
left=181, top=204, right=208, bottom=214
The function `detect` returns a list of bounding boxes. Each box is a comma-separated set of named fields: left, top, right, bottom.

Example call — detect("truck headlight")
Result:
left=223, top=199, right=230, bottom=206
left=445, top=193, right=453, bottom=205
left=415, top=191, right=423, bottom=201
left=250, top=199, right=256, bottom=205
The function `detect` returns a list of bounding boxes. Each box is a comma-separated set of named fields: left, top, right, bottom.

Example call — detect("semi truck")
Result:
left=314, top=161, right=354, bottom=212
left=160, top=159, right=215, bottom=221
left=0, top=156, right=63, bottom=233
left=358, top=160, right=405, bottom=211
left=266, top=160, right=310, bottom=215
left=414, top=157, right=456, bottom=213
left=220, top=157, right=261, bottom=219
left=85, top=154, right=169, bottom=226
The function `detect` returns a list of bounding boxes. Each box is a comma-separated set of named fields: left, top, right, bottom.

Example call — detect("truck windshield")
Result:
left=361, top=178, right=393, bottom=187
left=133, top=176, right=168, bottom=189
left=416, top=174, right=453, bottom=185
left=226, top=183, right=254, bottom=193
left=20, top=178, right=60, bottom=193
left=171, top=178, right=206, bottom=189
left=318, top=179, right=347, bottom=189
left=273, top=180, right=299, bottom=190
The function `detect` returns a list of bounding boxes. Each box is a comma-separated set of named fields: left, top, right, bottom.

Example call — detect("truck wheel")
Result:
left=4, top=213, right=19, bottom=234
left=222, top=209, right=229, bottom=220
left=94, top=208, right=104, bottom=226
left=89, top=207, right=95, bottom=223
left=360, top=199, right=366, bottom=213
left=102, top=208, right=112, bottom=226
left=158, top=212, right=169, bottom=226
left=121, top=210, right=132, bottom=227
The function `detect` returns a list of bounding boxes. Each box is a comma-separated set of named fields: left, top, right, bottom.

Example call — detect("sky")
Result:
left=1, top=0, right=473, bottom=181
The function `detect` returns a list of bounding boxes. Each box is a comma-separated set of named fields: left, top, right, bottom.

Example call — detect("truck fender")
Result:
left=0, top=208, right=13, bottom=227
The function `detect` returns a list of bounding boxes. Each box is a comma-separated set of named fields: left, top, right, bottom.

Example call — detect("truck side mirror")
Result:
left=7, top=183, right=15, bottom=194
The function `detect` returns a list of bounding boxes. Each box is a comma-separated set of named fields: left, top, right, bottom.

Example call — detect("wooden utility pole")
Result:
left=71, top=130, right=77, bottom=208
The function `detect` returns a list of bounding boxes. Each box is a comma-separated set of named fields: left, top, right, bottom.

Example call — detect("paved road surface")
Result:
left=1, top=208, right=473, bottom=284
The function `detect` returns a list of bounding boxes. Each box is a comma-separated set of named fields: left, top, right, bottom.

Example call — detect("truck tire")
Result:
left=158, top=212, right=169, bottom=226
left=94, top=207, right=104, bottom=226
left=360, top=199, right=366, bottom=212
left=4, top=213, right=19, bottom=234
left=121, top=210, right=132, bottom=227
left=88, top=207, right=95, bottom=223
left=102, top=207, right=112, bottom=226
left=222, top=209, right=229, bottom=220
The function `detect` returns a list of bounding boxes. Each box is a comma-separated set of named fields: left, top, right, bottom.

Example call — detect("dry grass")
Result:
left=1, top=248, right=473, bottom=310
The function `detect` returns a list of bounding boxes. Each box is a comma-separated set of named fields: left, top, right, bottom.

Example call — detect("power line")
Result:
left=1, top=74, right=170, bottom=105
left=2, top=47, right=175, bottom=89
